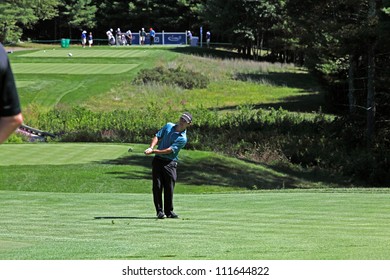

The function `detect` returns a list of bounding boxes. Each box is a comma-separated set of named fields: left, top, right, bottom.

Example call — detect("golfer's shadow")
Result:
left=94, top=216, right=156, bottom=220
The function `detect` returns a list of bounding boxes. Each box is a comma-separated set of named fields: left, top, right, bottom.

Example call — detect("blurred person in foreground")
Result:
left=0, top=43, right=23, bottom=143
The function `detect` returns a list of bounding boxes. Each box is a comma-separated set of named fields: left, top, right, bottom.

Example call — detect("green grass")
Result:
left=12, top=63, right=139, bottom=75
left=1, top=143, right=389, bottom=259
left=0, top=143, right=311, bottom=193
left=84, top=54, right=325, bottom=113
left=3, top=46, right=383, bottom=260
left=1, top=190, right=389, bottom=260
left=9, top=46, right=178, bottom=108
left=19, top=48, right=154, bottom=58
left=0, top=143, right=129, bottom=165
left=9, top=46, right=324, bottom=113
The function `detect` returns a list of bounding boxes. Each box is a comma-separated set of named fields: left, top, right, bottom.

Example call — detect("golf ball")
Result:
left=68, top=53, right=73, bottom=57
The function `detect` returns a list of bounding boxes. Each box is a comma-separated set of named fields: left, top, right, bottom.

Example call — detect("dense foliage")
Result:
left=15, top=105, right=388, bottom=186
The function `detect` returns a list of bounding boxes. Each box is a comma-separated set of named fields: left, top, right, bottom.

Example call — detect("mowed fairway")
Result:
left=1, top=191, right=390, bottom=260
left=12, top=63, right=138, bottom=75
left=0, top=143, right=129, bottom=165
left=13, top=45, right=144, bottom=75
left=19, top=48, right=156, bottom=58
left=1, top=144, right=390, bottom=260
left=10, top=47, right=178, bottom=107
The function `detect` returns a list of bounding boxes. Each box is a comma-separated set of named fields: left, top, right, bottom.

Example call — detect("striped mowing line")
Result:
left=0, top=143, right=128, bottom=165
left=11, top=63, right=139, bottom=74
left=20, top=49, right=150, bottom=58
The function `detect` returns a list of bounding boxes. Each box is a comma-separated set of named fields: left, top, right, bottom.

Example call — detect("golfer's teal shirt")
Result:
left=155, top=122, right=187, bottom=161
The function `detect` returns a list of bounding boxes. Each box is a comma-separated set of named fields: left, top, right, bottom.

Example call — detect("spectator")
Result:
left=149, top=28, right=155, bottom=45
left=206, top=31, right=211, bottom=48
left=140, top=28, right=146, bottom=45
left=106, top=29, right=115, bottom=45
left=116, top=28, right=122, bottom=46
left=81, top=30, right=87, bottom=48
left=88, top=32, right=93, bottom=47
left=125, top=30, right=132, bottom=45
left=187, top=30, right=192, bottom=45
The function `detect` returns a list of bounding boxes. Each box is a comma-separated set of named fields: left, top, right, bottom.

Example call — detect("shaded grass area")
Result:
left=233, top=71, right=320, bottom=91
left=0, top=143, right=361, bottom=193
left=0, top=190, right=390, bottom=260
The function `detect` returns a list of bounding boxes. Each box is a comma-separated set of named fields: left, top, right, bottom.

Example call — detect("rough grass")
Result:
left=85, top=56, right=323, bottom=112
left=9, top=46, right=324, bottom=113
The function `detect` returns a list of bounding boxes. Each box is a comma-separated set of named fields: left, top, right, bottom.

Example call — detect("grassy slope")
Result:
left=10, top=46, right=324, bottom=114
left=83, top=53, right=325, bottom=113
left=0, top=143, right=312, bottom=193
left=10, top=46, right=178, bottom=108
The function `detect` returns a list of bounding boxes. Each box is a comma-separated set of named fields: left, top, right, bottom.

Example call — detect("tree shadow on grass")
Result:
left=101, top=154, right=152, bottom=180
left=234, top=72, right=321, bottom=90
left=169, top=46, right=246, bottom=60
left=212, top=93, right=326, bottom=113
left=257, top=94, right=326, bottom=113
left=231, top=71, right=330, bottom=113
left=238, top=157, right=360, bottom=188
left=101, top=154, right=300, bottom=190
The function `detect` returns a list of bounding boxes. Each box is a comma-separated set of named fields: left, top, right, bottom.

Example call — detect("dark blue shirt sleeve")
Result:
left=0, top=44, right=21, bottom=117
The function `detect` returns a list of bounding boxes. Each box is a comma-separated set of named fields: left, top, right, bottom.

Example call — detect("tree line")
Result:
left=1, top=0, right=389, bottom=146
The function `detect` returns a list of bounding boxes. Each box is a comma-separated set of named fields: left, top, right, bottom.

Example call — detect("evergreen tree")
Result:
left=61, top=0, right=97, bottom=37
left=0, top=0, right=59, bottom=42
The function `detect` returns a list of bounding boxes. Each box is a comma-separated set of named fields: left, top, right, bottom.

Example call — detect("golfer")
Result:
left=0, top=43, right=23, bottom=143
left=144, top=112, right=192, bottom=219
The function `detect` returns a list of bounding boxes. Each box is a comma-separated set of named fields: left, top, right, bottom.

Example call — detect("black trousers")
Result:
left=152, top=157, right=177, bottom=215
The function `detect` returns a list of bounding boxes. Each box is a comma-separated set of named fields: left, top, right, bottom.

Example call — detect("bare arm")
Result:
left=0, top=113, right=23, bottom=143
left=148, top=136, right=159, bottom=149
left=151, top=147, right=173, bottom=155
left=144, top=136, right=173, bottom=155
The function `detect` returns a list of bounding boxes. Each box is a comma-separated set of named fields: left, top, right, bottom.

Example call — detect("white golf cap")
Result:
left=181, top=112, right=193, bottom=123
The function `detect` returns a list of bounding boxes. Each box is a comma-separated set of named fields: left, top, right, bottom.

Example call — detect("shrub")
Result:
left=5, top=133, right=27, bottom=143
left=133, top=66, right=209, bottom=89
